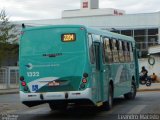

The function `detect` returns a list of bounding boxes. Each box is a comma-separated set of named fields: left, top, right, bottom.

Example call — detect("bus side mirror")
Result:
left=22, top=23, right=25, bottom=29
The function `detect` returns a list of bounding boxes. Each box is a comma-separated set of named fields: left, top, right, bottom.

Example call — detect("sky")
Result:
left=0, top=0, right=160, bottom=21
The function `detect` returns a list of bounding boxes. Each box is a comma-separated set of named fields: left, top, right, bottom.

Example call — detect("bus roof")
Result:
left=22, top=25, right=85, bottom=32
left=22, top=25, right=135, bottom=43
left=86, top=27, right=134, bottom=43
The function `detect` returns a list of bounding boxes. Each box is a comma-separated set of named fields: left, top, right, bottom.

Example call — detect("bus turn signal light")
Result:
left=20, top=76, right=24, bottom=81
left=83, top=73, right=88, bottom=78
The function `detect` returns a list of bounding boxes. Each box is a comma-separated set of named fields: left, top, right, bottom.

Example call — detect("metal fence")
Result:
left=0, top=66, right=19, bottom=89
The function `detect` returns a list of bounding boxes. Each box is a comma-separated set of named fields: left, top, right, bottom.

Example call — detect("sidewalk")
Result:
left=138, top=83, right=160, bottom=92
left=0, top=88, right=19, bottom=95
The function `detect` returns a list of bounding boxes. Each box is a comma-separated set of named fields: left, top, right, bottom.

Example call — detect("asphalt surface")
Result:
left=0, top=91, right=160, bottom=120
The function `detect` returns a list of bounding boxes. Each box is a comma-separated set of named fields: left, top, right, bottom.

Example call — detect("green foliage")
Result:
left=0, top=9, right=19, bottom=66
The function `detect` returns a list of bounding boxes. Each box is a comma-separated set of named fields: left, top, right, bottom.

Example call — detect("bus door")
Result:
left=94, top=42, right=103, bottom=102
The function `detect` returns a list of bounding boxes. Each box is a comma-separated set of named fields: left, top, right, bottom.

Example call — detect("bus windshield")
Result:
left=20, top=27, right=86, bottom=56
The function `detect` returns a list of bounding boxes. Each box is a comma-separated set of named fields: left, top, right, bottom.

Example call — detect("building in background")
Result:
left=14, top=0, right=160, bottom=58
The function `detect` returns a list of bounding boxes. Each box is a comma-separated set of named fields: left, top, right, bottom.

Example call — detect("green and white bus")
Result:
left=19, top=25, right=139, bottom=110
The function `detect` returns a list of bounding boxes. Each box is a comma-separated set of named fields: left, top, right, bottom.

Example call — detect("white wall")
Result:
left=139, top=56, right=160, bottom=78
left=14, top=11, right=160, bottom=43
left=62, top=8, right=125, bottom=18
left=16, top=12, right=160, bottom=29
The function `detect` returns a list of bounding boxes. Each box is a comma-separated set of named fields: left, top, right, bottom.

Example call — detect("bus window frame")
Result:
left=130, top=42, right=134, bottom=62
left=88, top=33, right=95, bottom=64
left=127, top=42, right=131, bottom=62
left=123, top=41, right=130, bottom=62
left=103, top=37, right=113, bottom=63
left=92, top=34, right=101, bottom=42
left=118, top=40, right=125, bottom=63
left=127, top=42, right=130, bottom=52
left=131, top=42, right=134, bottom=52
left=111, top=38, right=119, bottom=63
left=116, top=40, right=120, bottom=50
left=101, top=36, right=106, bottom=64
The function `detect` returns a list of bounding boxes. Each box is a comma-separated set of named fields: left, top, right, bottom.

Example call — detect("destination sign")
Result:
left=61, top=33, right=76, bottom=42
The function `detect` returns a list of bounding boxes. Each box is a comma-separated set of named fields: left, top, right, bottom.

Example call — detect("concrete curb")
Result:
left=0, top=89, right=19, bottom=95
left=137, top=89, right=160, bottom=92
left=0, top=92, right=19, bottom=95
left=138, top=83, right=160, bottom=92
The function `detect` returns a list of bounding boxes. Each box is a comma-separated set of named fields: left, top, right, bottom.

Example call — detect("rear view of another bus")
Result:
left=19, top=25, right=92, bottom=109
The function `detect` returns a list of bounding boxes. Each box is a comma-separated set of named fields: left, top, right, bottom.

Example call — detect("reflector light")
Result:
left=82, top=78, right=87, bottom=83
left=21, top=81, right=26, bottom=86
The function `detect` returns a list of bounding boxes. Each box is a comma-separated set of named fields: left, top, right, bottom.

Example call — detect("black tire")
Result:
left=49, top=102, right=67, bottom=111
left=146, top=79, right=152, bottom=86
left=102, top=84, right=113, bottom=110
left=124, top=82, right=136, bottom=100
left=140, top=79, right=146, bottom=85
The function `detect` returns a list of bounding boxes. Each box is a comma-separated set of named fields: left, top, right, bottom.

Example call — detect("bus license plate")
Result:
left=48, top=81, right=60, bottom=86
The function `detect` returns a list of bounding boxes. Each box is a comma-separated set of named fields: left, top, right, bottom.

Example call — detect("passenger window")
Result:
left=112, top=39, right=119, bottom=62
left=123, top=41, right=128, bottom=62
left=118, top=41, right=125, bottom=62
left=101, top=37, right=106, bottom=64
left=130, top=43, right=134, bottom=61
left=88, top=34, right=95, bottom=64
left=122, top=41, right=126, bottom=62
left=127, top=42, right=131, bottom=62
left=103, top=37, right=113, bottom=63
left=116, top=40, right=119, bottom=50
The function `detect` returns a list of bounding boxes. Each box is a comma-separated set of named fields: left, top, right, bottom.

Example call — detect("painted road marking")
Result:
left=128, top=105, right=146, bottom=114
left=21, top=107, right=50, bottom=114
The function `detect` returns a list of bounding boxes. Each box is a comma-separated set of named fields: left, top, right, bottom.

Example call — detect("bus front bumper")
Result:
left=20, top=88, right=92, bottom=102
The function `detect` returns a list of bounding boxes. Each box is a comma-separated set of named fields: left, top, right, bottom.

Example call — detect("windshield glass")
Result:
left=20, top=27, right=86, bottom=56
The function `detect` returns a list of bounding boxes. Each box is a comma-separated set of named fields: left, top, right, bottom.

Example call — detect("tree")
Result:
left=0, top=9, right=19, bottom=66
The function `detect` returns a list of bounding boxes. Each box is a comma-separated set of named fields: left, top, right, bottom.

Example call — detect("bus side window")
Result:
left=122, top=41, right=127, bottom=62
left=119, top=40, right=125, bottom=62
left=130, top=43, right=134, bottom=61
left=116, top=40, right=119, bottom=62
left=101, top=37, right=106, bottom=64
left=123, top=41, right=128, bottom=62
left=124, top=41, right=128, bottom=62
left=104, top=37, right=113, bottom=63
left=88, top=34, right=95, bottom=64
left=112, top=39, right=119, bottom=62
left=109, top=39, right=112, bottom=50
left=116, top=40, right=119, bottom=50
left=127, top=42, right=131, bottom=62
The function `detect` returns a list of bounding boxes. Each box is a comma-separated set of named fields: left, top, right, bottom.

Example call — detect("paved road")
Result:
left=0, top=91, right=160, bottom=120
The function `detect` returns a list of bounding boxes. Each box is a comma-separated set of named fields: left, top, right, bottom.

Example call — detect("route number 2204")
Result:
left=27, top=72, right=39, bottom=77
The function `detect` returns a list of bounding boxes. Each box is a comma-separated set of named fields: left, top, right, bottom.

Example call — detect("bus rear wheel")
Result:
left=124, top=82, right=136, bottom=100
left=102, top=84, right=113, bottom=110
